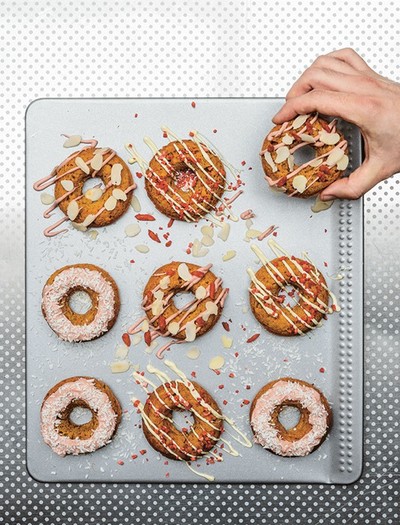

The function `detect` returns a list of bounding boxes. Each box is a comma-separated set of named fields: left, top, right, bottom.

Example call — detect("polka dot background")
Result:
left=0, top=0, right=399, bottom=523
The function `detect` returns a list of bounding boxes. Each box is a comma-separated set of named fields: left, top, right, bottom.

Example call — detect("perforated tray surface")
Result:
left=25, top=98, right=363, bottom=484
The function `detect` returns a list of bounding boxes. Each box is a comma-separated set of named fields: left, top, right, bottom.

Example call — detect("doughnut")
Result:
left=250, top=377, right=332, bottom=457
left=40, top=376, right=122, bottom=456
left=42, top=263, right=120, bottom=342
left=33, top=138, right=136, bottom=236
left=145, top=139, right=226, bottom=221
left=248, top=254, right=330, bottom=336
left=131, top=262, right=228, bottom=346
left=261, top=113, right=349, bottom=197
left=141, top=379, right=223, bottom=461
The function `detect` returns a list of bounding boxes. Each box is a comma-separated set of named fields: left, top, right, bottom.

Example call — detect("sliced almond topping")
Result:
left=326, top=147, right=345, bottom=166
left=186, top=347, right=201, bottom=360
left=319, top=131, right=340, bottom=145
left=299, top=133, right=315, bottom=143
left=209, top=355, right=225, bottom=370
left=218, top=222, right=230, bottom=242
left=63, top=135, right=82, bottom=148
left=201, top=225, right=214, bottom=237
left=195, top=286, right=207, bottom=300
left=337, top=154, right=349, bottom=171
left=111, top=163, right=123, bottom=185
left=75, top=156, right=90, bottom=174
left=61, top=180, right=74, bottom=192
left=85, top=187, right=103, bottom=202
left=104, top=195, right=117, bottom=211
left=201, top=234, right=214, bottom=247
left=91, top=153, right=103, bottom=171
left=141, top=319, right=149, bottom=332
left=112, top=188, right=127, bottom=201
left=153, top=290, right=164, bottom=300
left=185, top=321, right=197, bottom=342
left=221, top=335, right=233, bottom=348
left=178, top=262, right=192, bottom=281
left=282, top=134, right=294, bottom=145
left=245, top=218, right=253, bottom=229
left=67, top=200, right=79, bottom=221
left=309, top=158, right=323, bottom=168
left=222, top=250, right=237, bottom=262
left=82, top=214, right=96, bottom=227
left=311, top=194, right=334, bottom=213
left=203, top=301, right=218, bottom=321
left=159, top=276, right=170, bottom=289
left=292, top=175, right=308, bottom=194
left=263, top=151, right=277, bottom=172
left=71, top=222, right=87, bottom=232
left=110, top=360, right=131, bottom=373
left=275, top=145, right=290, bottom=164
left=88, top=230, right=98, bottom=240
left=132, top=334, right=142, bottom=345
left=151, top=299, right=163, bottom=316
left=168, top=321, right=180, bottom=336
left=40, top=193, right=55, bottom=205
left=292, top=114, right=309, bottom=129
left=246, top=229, right=262, bottom=239
left=115, top=344, right=129, bottom=359
left=135, top=244, right=149, bottom=253
left=125, top=223, right=141, bottom=237
left=288, top=154, right=295, bottom=172
left=192, top=239, right=209, bottom=258
left=130, top=194, right=141, bottom=212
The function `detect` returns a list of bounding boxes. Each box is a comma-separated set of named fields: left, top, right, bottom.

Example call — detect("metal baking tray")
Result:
left=26, top=98, right=363, bottom=483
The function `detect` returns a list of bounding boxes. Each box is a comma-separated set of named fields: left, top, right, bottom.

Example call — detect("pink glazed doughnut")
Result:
left=250, top=377, right=332, bottom=457
left=40, top=376, right=122, bottom=456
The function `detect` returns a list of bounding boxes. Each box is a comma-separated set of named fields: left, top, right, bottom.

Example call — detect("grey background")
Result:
left=0, top=0, right=399, bottom=523
left=25, top=98, right=363, bottom=484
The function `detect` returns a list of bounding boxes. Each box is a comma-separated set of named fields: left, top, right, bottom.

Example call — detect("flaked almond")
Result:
left=292, top=175, right=308, bottom=194
left=132, top=334, right=142, bottom=345
left=311, top=194, right=334, bottom=213
left=112, top=188, right=127, bottom=201
left=88, top=230, right=98, bottom=240
left=209, top=355, right=225, bottom=370
left=111, top=163, right=123, bottom=185
left=288, top=154, right=295, bottom=172
left=82, top=214, right=96, bottom=227
left=141, top=319, right=149, bottom=332
left=246, top=229, right=262, bottom=239
left=75, top=156, right=90, bottom=174
left=201, top=234, right=214, bottom=247
left=159, top=276, right=170, bottom=289
left=61, top=179, right=74, bottom=192
left=186, top=347, right=201, bottom=360
left=67, top=200, right=79, bottom=221
left=218, top=222, right=230, bottom=242
left=203, top=301, right=218, bottom=321
left=63, top=135, right=82, bottom=148
left=192, top=239, right=209, bottom=257
left=221, top=335, right=233, bottom=348
left=292, top=114, right=309, bottom=129
left=319, top=130, right=340, bottom=145
left=104, top=195, right=117, bottom=211
left=185, top=321, right=197, bottom=342
left=263, top=151, right=277, bottom=172
left=115, top=344, right=129, bottom=359
left=222, top=250, right=236, bottom=262
left=91, top=153, right=103, bottom=171
left=135, top=244, right=149, bottom=253
left=178, top=262, right=191, bottom=281
left=71, top=221, right=87, bottom=232
left=168, top=321, right=180, bottom=336
left=195, top=286, right=207, bottom=300
left=40, top=193, right=55, bottom=205
left=110, top=360, right=130, bottom=373
left=130, top=194, right=141, bottom=212
left=151, top=299, right=163, bottom=316
left=299, top=133, right=315, bottom=143
left=282, top=134, right=294, bottom=145
left=337, top=154, right=349, bottom=171
left=85, top=187, right=103, bottom=201
left=309, top=158, right=323, bottom=168
left=326, top=147, right=345, bottom=166
left=125, top=223, right=141, bottom=237
left=275, top=145, right=290, bottom=164
left=201, top=225, right=214, bottom=237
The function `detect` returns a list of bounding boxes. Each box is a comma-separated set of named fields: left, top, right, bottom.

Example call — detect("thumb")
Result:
left=320, top=159, right=383, bottom=201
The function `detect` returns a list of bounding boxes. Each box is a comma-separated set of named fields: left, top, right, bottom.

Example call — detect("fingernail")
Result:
left=320, top=194, right=335, bottom=202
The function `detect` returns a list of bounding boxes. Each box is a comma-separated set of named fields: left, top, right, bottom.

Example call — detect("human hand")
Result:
left=272, top=48, right=400, bottom=201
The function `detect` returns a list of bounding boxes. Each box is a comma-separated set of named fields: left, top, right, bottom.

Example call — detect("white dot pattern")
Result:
left=1, top=0, right=399, bottom=523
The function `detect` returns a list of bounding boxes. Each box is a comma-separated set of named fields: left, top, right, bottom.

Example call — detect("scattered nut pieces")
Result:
left=186, top=347, right=201, bottom=360
left=115, top=344, right=129, bottom=359
left=221, top=335, right=233, bottom=348
left=40, top=193, right=55, bottom=205
left=218, top=222, right=230, bottom=241
left=110, top=360, right=131, bottom=374
left=130, top=194, right=141, bottom=212
left=209, top=355, right=225, bottom=370
left=125, top=223, right=141, bottom=237
left=63, top=135, right=82, bottom=148
left=135, top=244, right=150, bottom=253
left=222, top=250, right=237, bottom=262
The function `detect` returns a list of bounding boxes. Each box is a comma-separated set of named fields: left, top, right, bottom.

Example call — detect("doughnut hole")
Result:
left=293, top=144, right=316, bottom=167
left=63, top=287, right=99, bottom=325
left=172, top=162, right=197, bottom=192
left=172, top=409, right=195, bottom=433
left=276, top=285, right=300, bottom=308
left=57, top=401, right=98, bottom=439
left=173, top=291, right=196, bottom=310
left=82, top=176, right=106, bottom=194
left=68, top=290, right=93, bottom=315
left=69, top=406, right=93, bottom=426
left=278, top=405, right=301, bottom=430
